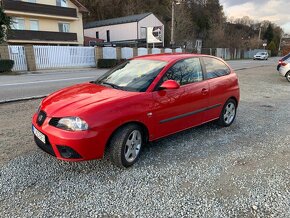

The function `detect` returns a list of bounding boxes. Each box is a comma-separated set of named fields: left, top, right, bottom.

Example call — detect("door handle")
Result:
left=201, top=88, right=209, bottom=95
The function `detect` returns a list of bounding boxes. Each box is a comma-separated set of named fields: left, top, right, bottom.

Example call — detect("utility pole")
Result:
left=258, top=27, right=261, bottom=40
left=170, top=0, right=175, bottom=47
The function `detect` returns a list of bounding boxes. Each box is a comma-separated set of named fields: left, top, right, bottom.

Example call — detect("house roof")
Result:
left=71, top=0, right=89, bottom=13
left=84, top=12, right=152, bottom=29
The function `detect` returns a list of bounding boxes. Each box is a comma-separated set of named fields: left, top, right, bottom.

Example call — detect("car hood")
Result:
left=41, top=83, right=137, bottom=117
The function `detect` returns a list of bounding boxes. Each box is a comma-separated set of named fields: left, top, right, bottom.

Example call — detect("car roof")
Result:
left=133, top=53, right=210, bottom=62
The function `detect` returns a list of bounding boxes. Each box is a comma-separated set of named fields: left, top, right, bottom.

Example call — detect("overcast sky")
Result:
left=220, top=0, right=290, bottom=34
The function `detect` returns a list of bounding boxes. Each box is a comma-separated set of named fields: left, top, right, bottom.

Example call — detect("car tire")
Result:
left=218, top=99, right=237, bottom=127
left=108, top=124, right=144, bottom=168
left=286, top=71, right=290, bottom=82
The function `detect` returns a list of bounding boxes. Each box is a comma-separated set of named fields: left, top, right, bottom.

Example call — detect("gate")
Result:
left=8, top=46, right=28, bottom=71
left=33, top=46, right=96, bottom=70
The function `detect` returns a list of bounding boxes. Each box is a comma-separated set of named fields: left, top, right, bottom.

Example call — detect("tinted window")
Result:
left=161, top=58, right=203, bottom=86
left=203, top=57, right=230, bottom=79
left=282, top=53, right=290, bottom=61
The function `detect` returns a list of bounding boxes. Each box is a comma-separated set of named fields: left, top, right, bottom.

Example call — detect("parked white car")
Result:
left=253, top=52, right=269, bottom=60
left=278, top=57, right=290, bottom=82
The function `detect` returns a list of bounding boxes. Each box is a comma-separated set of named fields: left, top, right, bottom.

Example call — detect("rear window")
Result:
left=282, top=53, right=290, bottom=61
left=203, top=57, right=230, bottom=79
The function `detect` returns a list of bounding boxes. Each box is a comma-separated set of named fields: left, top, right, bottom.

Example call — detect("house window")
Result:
left=140, top=27, right=147, bottom=39
left=56, top=0, right=67, bottom=7
left=28, top=0, right=36, bottom=3
left=30, top=20, right=39, bottom=31
left=106, top=30, right=110, bottom=42
left=59, top=23, right=70, bottom=32
left=96, top=32, right=99, bottom=39
left=11, top=18, right=25, bottom=30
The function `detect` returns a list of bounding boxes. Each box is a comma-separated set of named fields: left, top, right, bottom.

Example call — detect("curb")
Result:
left=0, top=95, right=47, bottom=104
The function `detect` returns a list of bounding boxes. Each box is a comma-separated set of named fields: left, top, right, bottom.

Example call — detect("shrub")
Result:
left=0, top=59, right=14, bottom=72
left=97, top=59, right=126, bottom=68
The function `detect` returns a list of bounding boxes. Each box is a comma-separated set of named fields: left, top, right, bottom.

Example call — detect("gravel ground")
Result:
left=0, top=65, right=289, bottom=217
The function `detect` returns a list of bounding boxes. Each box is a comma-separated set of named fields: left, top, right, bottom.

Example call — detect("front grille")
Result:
left=49, top=117, right=61, bottom=127
left=34, top=135, right=56, bottom=157
left=36, top=110, right=47, bottom=126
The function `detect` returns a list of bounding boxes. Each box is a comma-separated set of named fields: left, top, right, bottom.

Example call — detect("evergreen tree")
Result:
left=268, top=40, right=277, bottom=56
left=0, top=6, right=12, bottom=44
left=263, top=24, right=274, bottom=44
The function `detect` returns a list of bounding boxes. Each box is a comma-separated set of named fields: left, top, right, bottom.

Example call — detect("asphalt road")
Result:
left=0, top=58, right=279, bottom=102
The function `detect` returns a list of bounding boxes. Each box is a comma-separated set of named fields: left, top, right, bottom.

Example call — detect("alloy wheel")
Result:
left=124, top=130, right=142, bottom=163
left=223, top=102, right=236, bottom=125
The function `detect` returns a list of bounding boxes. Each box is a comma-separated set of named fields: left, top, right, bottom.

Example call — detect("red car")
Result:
left=32, top=54, right=240, bottom=167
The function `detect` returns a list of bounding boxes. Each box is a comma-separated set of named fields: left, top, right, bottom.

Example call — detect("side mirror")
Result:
left=159, top=80, right=180, bottom=90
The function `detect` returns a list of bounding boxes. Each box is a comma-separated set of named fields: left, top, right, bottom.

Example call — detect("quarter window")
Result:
left=161, top=58, right=203, bottom=86
left=203, top=57, right=230, bottom=79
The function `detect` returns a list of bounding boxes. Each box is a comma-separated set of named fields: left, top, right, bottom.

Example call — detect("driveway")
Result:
left=0, top=64, right=289, bottom=217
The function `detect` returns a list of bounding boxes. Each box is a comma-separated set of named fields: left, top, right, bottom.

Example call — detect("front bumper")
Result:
left=32, top=113, right=109, bottom=161
left=254, top=56, right=267, bottom=60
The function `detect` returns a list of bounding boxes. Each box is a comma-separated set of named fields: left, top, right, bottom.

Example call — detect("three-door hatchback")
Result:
left=32, top=54, right=240, bottom=167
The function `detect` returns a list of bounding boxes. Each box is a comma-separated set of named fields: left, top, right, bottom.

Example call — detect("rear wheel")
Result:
left=218, top=99, right=237, bottom=127
left=286, top=71, right=290, bottom=82
left=108, top=124, right=144, bottom=168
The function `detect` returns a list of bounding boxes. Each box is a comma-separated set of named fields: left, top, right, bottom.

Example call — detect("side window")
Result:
left=161, top=58, right=203, bottom=86
left=203, top=57, right=230, bottom=79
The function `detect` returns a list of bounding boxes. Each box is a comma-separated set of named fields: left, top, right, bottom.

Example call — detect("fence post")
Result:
left=0, top=45, right=9, bottom=59
left=95, top=46, right=103, bottom=63
left=116, top=47, right=122, bottom=60
left=133, top=47, right=138, bottom=57
left=160, top=48, right=165, bottom=54
left=24, top=45, right=36, bottom=71
left=148, top=48, right=152, bottom=54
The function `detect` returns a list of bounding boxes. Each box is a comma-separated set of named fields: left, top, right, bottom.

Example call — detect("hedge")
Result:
left=0, top=59, right=14, bottom=72
left=97, top=59, right=126, bottom=68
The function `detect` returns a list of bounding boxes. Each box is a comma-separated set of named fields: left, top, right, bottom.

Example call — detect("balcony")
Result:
left=8, top=30, right=78, bottom=42
left=2, top=0, right=77, bottom=18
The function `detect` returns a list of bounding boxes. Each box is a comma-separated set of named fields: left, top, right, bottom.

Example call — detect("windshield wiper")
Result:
left=100, top=81, right=124, bottom=90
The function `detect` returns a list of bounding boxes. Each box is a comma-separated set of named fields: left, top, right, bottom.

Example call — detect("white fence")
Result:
left=7, top=46, right=184, bottom=71
left=34, top=46, right=96, bottom=70
left=138, top=48, right=148, bottom=56
left=8, top=45, right=28, bottom=71
left=121, top=47, right=133, bottom=59
left=103, top=47, right=117, bottom=59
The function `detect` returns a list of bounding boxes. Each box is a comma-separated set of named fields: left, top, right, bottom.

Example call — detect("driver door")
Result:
left=150, top=58, right=209, bottom=139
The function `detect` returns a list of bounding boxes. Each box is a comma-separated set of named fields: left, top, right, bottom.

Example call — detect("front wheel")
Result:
left=218, top=99, right=237, bottom=127
left=286, top=71, right=290, bottom=82
left=108, top=124, right=144, bottom=168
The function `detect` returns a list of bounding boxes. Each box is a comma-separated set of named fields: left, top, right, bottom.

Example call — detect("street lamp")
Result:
left=170, top=0, right=181, bottom=47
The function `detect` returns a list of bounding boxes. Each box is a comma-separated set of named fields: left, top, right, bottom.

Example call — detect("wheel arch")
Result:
left=105, top=121, right=150, bottom=151
left=228, top=96, right=238, bottom=107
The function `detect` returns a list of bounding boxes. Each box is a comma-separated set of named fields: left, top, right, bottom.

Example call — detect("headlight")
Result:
left=57, top=117, right=89, bottom=131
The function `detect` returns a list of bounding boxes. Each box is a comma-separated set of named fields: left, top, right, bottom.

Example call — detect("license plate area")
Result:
left=32, top=125, right=46, bottom=144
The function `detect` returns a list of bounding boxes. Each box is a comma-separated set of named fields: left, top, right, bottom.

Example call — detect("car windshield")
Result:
left=95, top=59, right=167, bottom=92
left=257, top=52, right=266, bottom=55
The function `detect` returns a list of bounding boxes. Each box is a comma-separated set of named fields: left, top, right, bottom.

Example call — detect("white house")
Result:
left=84, top=12, right=164, bottom=46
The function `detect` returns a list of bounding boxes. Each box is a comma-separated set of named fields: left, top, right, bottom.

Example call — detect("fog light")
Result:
left=57, top=145, right=82, bottom=159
